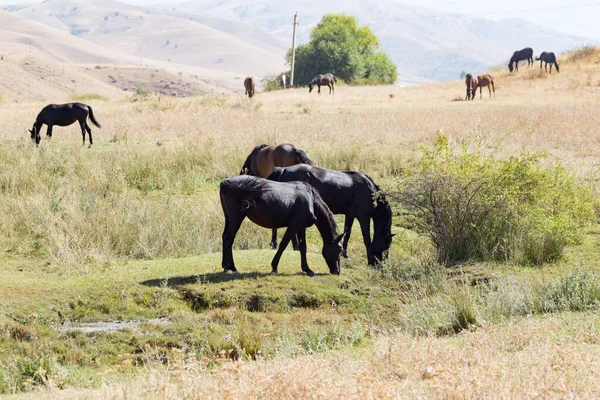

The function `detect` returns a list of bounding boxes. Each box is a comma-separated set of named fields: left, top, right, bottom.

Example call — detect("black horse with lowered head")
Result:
left=308, top=73, right=337, bottom=94
left=220, top=175, right=345, bottom=276
left=537, top=52, right=560, bottom=73
left=268, top=165, right=394, bottom=267
left=508, top=47, right=534, bottom=72
left=29, top=103, right=101, bottom=147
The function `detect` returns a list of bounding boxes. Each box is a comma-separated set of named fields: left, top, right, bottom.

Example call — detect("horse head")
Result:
left=371, top=233, right=395, bottom=266
left=308, top=83, right=314, bottom=93
left=322, top=232, right=345, bottom=275
left=508, top=62, right=514, bottom=73
left=29, top=126, right=40, bottom=144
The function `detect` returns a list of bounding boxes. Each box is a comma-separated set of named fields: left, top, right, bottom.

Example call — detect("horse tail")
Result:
left=295, top=148, right=314, bottom=165
left=88, top=106, right=101, bottom=128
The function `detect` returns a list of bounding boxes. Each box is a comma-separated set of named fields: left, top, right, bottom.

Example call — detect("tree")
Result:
left=287, top=14, right=397, bottom=86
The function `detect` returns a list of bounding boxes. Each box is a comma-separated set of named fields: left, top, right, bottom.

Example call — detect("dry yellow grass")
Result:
left=19, top=313, right=600, bottom=399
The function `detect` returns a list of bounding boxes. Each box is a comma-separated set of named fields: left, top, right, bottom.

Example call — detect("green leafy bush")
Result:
left=390, top=134, right=594, bottom=266
left=288, top=14, right=397, bottom=85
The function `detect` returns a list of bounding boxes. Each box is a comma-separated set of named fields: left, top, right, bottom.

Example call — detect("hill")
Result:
left=169, top=0, right=592, bottom=83
left=2, top=0, right=287, bottom=81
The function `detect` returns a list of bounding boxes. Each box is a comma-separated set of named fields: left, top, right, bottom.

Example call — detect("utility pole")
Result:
left=290, top=12, right=298, bottom=88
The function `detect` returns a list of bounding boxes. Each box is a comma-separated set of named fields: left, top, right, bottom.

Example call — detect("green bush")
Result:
left=288, top=14, right=397, bottom=85
left=390, top=134, right=594, bottom=266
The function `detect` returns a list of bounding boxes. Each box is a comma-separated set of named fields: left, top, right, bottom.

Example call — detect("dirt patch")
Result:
left=57, top=318, right=168, bottom=334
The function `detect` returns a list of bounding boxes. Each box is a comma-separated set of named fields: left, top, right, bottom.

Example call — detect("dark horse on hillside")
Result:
left=240, top=143, right=313, bottom=179
left=244, top=76, right=256, bottom=98
left=308, top=73, right=337, bottom=94
left=536, top=52, right=560, bottom=73
left=220, top=176, right=345, bottom=276
left=508, top=47, right=534, bottom=72
left=29, top=103, right=101, bottom=147
left=268, top=165, right=395, bottom=267
left=465, top=73, right=495, bottom=101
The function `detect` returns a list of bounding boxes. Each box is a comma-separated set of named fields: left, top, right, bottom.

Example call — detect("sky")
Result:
left=1, top=0, right=599, bottom=40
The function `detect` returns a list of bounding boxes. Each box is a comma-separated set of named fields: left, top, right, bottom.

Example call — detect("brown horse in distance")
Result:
left=308, top=73, right=337, bottom=94
left=244, top=76, right=255, bottom=98
left=465, top=73, right=495, bottom=101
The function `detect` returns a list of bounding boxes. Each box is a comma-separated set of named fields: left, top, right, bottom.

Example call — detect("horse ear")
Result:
left=334, top=232, right=346, bottom=245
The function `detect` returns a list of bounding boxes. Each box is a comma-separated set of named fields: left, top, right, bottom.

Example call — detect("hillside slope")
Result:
left=170, top=0, right=591, bottom=82
left=3, top=0, right=287, bottom=79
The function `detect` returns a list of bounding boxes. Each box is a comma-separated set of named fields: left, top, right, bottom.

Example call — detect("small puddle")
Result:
left=57, top=318, right=168, bottom=334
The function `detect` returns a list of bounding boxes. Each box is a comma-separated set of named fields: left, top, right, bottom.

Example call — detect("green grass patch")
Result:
left=70, top=93, right=109, bottom=102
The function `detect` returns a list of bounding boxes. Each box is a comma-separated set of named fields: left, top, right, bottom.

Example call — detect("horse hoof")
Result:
left=271, top=269, right=278, bottom=275
left=270, top=242, right=277, bottom=250
left=304, top=269, right=315, bottom=277
left=224, top=269, right=239, bottom=275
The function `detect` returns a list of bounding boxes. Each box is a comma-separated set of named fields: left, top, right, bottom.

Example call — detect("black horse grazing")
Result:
left=508, top=47, right=534, bottom=72
left=29, top=103, right=101, bottom=147
left=536, top=52, right=560, bottom=73
left=268, top=165, right=394, bottom=267
left=308, top=73, right=337, bottom=94
left=220, top=176, right=345, bottom=276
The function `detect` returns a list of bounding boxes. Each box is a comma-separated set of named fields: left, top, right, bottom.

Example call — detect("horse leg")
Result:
left=222, top=213, right=244, bottom=273
left=270, top=229, right=278, bottom=249
left=318, top=84, right=321, bottom=94
left=342, top=216, right=354, bottom=258
left=358, top=216, right=374, bottom=266
left=549, top=63, right=553, bottom=74
left=488, top=85, right=492, bottom=98
left=292, top=233, right=300, bottom=251
left=271, top=227, right=296, bottom=274
left=479, top=86, right=483, bottom=99
left=297, top=229, right=314, bottom=277
left=46, top=125, right=53, bottom=138
left=492, top=81, right=495, bottom=98
left=79, top=120, right=86, bottom=146
left=85, top=123, right=93, bottom=147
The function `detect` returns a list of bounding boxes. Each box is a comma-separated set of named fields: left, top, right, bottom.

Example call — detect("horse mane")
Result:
left=364, top=175, right=392, bottom=235
left=240, top=144, right=269, bottom=175
left=311, top=187, right=338, bottom=237
left=373, top=193, right=392, bottom=235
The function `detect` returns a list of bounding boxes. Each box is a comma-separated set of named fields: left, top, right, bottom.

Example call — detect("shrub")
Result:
left=135, top=87, right=153, bottom=97
left=389, top=134, right=594, bottom=266
left=262, top=73, right=289, bottom=92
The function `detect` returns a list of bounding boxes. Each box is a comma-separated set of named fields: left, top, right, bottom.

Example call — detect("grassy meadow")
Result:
left=2, top=47, right=600, bottom=398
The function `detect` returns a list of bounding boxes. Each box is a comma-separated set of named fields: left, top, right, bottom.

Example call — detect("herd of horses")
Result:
left=24, top=50, right=563, bottom=275
left=465, top=47, right=559, bottom=101
left=225, top=143, right=394, bottom=276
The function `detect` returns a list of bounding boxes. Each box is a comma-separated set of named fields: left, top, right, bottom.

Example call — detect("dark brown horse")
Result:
left=240, top=143, right=313, bottom=178
left=536, top=52, right=560, bottom=73
left=29, top=102, right=101, bottom=147
left=308, top=73, right=336, bottom=94
left=508, top=47, right=534, bottom=72
left=220, top=176, right=344, bottom=276
left=465, top=74, right=495, bottom=101
left=244, top=76, right=255, bottom=98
